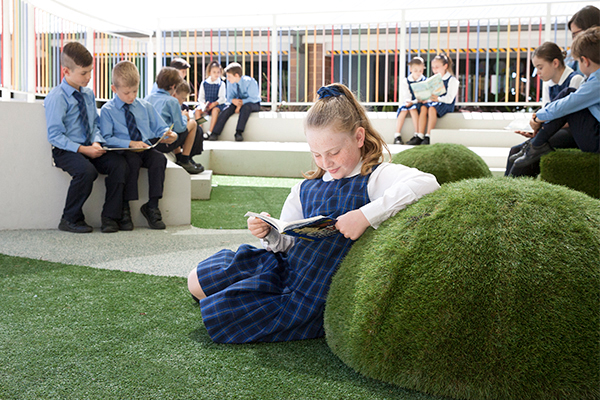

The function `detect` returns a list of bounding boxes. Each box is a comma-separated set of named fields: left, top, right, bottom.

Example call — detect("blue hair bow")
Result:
left=317, top=86, right=343, bottom=99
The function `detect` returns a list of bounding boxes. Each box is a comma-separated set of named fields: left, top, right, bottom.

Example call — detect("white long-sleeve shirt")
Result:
left=261, top=161, right=440, bottom=253
left=399, top=75, right=425, bottom=104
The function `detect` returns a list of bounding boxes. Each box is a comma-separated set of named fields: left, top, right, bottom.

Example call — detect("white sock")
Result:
left=394, top=132, right=402, bottom=138
left=416, top=133, right=425, bottom=139
left=424, top=134, right=430, bottom=137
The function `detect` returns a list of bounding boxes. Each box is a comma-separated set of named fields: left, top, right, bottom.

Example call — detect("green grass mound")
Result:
left=324, top=178, right=600, bottom=400
left=391, top=143, right=492, bottom=184
left=540, top=149, right=600, bottom=199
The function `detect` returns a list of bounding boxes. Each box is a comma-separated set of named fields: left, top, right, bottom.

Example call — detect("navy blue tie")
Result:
left=72, top=90, right=89, bottom=136
left=123, top=103, right=142, bottom=142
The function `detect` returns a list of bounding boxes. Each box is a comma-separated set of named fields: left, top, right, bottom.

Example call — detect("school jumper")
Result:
left=199, top=77, right=227, bottom=111
left=193, top=162, right=440, bottom=343
left=45, top=78, right=127, bottom=224
left=397, top=75, right=426, bottom=115
left=210, top=75, right=261, bottom=137
left=506, top=66, right=584, bottom=177
left=99, top=96, right=169, bottom=203
left=423, top=72, right=459, bottom=117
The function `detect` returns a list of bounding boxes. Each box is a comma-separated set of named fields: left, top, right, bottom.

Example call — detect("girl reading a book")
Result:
left=187, top=83, right=439, bottom=344
left=198, top=61, right=227, bottom=139
left=406, top=53, right=459, bottom=146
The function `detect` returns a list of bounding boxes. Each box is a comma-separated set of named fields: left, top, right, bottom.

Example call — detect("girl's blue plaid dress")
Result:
left=202, top=80, right=227, bottom=111
left=195, top=167, right=375, bottom=343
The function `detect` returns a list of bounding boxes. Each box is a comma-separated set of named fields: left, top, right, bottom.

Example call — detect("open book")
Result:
left=245, top=212, right=338, bottom=241
left=411, top=73, right=447, bottom=101
left=103, top=124, right=174, bottom=151
left=505, top=118, right=534, bottom=133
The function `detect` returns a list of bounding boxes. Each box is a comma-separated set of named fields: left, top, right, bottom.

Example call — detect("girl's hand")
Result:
left=248, top=212, right=272, bottom=239
left=335, top=209, right=371, bottom=241
left=430, top=94, right=439, bottom=102
left=405, top=100, right=413, bottom=107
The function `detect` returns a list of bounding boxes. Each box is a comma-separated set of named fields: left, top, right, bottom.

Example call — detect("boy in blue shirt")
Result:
left=515, top=27, right=600, bottom=167
left=45, top=42, right=128, bottom=234
left=207, top=62, right=261, bottom=142
left=145, top=67, right=203, bottom=174
left=99, top=61, right=177, bottom=230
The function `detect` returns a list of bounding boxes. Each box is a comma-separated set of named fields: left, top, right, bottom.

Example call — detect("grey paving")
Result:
left=0, top=226, right=258, bottom=277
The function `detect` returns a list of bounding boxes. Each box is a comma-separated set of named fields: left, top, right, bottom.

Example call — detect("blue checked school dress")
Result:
left=195, top=166, right=376, bottom=343
left=397, top=75, right=426, bottom=116
left=202, top=80, right=227, bottom=111
left=424, top=75, right=457, bottom=118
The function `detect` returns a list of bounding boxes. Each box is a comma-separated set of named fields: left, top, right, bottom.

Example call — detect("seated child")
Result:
left=506, top=42, right=584, bottom=177
left=99, top=60, right=178, bottom=230
left=145, top=67, right=203, bottom=174
left=173, top=81, right=205, bottom=171
left=198, top=61, right=227, bottom=139
left=207, top=62, right=261, bottom=142
left=394, top=57, right=426, bottom=144
left=187, top=83, right=440, bottom=344
left=564, top=5, right=600, bottom=75
left=150, top=57, right=192, bottom=97
left=514, top=27, right=600, bottom=167
left=406, top=53, right=459, bottom=146
left=45, top=42, right=128, bottom=234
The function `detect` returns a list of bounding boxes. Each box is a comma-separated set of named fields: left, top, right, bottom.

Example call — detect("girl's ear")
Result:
left=552, top=58, right=561, bottom=69
left=355, top=127, right=366, bottom=148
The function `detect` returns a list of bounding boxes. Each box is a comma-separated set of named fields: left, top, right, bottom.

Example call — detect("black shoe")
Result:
left=101, top=217, right=119, bottom=233
left=421, top=136, right=430, bottom=145
left=406, top=136, right=423, bottom=145
left=393, top=136, right=404, bottom=144
left=508, top=140, right=532, bottom=163
left=513, top=142, right=553, bottom=168
left=234, top=133, right=244, bottom=142
left=177, top=160, right=203, bottom=175
left=207, top=133, right=219, bottom=141
left=58, top=218, right=93, bottom=233
left=118, top=205, right=134, bottom=231
left=141, top=203, right=166, bottom=230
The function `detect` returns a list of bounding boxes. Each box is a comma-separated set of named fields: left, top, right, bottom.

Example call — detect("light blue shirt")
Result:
left=226, top=75, right=261, bottom=105
left=145, top=89, right=187, bottom=134
left=99, top=95, right=168, bottom=148
left=537, top=68, right=600, bottom=129
left=44, top=78, right=104, bottom=152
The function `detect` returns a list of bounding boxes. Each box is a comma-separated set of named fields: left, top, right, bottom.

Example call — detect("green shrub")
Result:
left=391, top=143, right=492, bottom=184
left=324, top=178, right=600, bottom=400
left=540, top=149, right=600, bottom=199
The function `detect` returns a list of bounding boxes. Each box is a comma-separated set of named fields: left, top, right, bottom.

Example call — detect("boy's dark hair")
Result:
left=224, top=62, right=243, bottom=77
left=433, top=53, right=455, bottom=75
left=568, top=6, right=600, bottom=31
left=156, top=67, right=182, bottom=90
left=170, top=58, right=191, bottom=70
left=571, top=26, right=600, bottom=65
left=175, top=81, right=191, bottom=95
left=533, top=42, right=566, bottom=67
left=408, top=57, right=424, bottom=66
left=61, top=42, right=93, bottom=70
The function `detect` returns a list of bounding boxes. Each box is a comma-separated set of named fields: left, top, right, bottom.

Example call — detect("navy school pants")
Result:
left=211, top=102, right=261, bottom=135
left=121, top=149, right=166, bottom=202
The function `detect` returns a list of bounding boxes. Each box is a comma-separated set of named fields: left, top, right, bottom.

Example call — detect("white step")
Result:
left=191, top=170, right=213, bottom=200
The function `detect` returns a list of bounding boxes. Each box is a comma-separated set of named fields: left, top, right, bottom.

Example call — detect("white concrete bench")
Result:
left=0, top=100, right=191, bottom=230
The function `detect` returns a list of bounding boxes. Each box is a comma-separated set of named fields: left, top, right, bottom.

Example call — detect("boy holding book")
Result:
left=207, top=62, right=261, bottom=142
left=45, top=42, right=128, bottom=233
left=99, top=61, right=177, bottom=230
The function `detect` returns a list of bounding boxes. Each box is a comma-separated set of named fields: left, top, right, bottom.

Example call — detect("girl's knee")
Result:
left=187, top=268, right=207, bottom=300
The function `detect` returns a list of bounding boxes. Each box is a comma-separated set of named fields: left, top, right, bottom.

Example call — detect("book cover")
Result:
left=245, top=212, right=338, bottom=241
left=411, top=74, right=447, bottom=101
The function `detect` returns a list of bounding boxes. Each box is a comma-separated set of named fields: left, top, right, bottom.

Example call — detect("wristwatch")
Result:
left=533, top=115, right=539, bottom=123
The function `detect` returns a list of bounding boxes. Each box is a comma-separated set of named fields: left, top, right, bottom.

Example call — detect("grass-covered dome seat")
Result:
left=324, top=178, right=600, bottom=400
left=391, top=143, right=492, bottom=184
left=540, top=148, right=600, bottom=199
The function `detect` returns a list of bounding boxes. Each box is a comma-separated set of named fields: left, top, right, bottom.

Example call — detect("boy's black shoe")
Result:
left=422, top=136, right=430, bottom=145
left=508, top=139, right=531, bottom=163
left=234, top=132, right=244, bottom=142
left=406, top=136, right=423, bottom=146
left=513, top=142, right=553, bottom=168
left=118, top=205, right=134, bottom=231
left=393, top=136, right=404, bottom=144
left=58, top=218, right=93, bottom=233
left=177, top=160, right=203, bottom=175
left=207, top=133, right=219, bottom=141
left=101, top=217, right=119, bottom=233
left=141, top=203, right=166, bottom=230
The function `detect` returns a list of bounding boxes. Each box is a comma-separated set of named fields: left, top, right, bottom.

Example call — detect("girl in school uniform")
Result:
left=506, top=42, right=584, bottom=177
left=394, top=57, right=426, bottom=144
left=187, top=83, right=440, bottom=344
left=198, top=61, right=227, bottom=138
left=407, top=53, right=459, bottom=145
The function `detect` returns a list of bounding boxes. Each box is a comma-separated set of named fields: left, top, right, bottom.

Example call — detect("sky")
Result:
left=26, top=0, right=594, bottom=35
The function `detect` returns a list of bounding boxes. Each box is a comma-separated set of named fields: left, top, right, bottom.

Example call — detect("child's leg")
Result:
left=90, top=152, right=128, bottom=221
left=188, top=268, right=207, bottom=301
left=140, top=149, right=167, bottom=208
left=408, top=108, right=420, bottom=133
left=208, top=107, right=220, bottom=133
left=122, top=152, right=143, bottom=203
left=395, top=110, right=408, bottom=134
left=210, top=105, right=236, bottom=136
left=426, top=106, right=438, bottom=134
left=235, top=102, right=261, bottom=134
left=418, top=106, right=429, bottom=135
left=181, top=119, right=198, bottom=156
